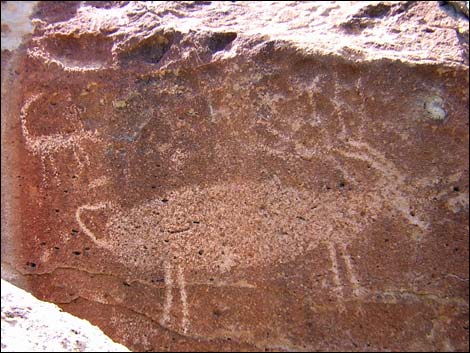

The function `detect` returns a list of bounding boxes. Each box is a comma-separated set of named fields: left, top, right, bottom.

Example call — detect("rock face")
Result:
left=1, top=1, right=469, bottom=351
left=1, top=279, right=130, bottom=352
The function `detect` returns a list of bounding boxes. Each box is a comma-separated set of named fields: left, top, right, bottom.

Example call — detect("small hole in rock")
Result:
left=339, top=182, right=346, bottom=188
left=27, top=262, right=36, bottom=268
left=410, top=211, right=415, bottom=217
left=198, top=250, right=204, bottom=256
left=453, top=186, right=460, bottom=192
left=72, top=251, right=81, bottom=256
left=162, top=198, right=169, bottom=203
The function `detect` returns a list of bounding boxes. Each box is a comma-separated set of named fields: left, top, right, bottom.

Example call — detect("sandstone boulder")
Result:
left=1, top=1, right=469, bottom=351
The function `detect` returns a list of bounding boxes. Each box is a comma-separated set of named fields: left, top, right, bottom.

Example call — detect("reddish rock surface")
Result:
left=1, top=1, right=469, bottom=351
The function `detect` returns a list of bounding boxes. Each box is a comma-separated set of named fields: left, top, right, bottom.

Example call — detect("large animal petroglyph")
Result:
left=76, top=136, right=428, bottom=334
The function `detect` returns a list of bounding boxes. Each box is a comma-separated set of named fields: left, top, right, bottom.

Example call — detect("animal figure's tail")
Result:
left=75, top=202, right=113, bottom=247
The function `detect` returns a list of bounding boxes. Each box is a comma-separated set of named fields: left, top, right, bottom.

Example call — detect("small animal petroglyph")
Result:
left=20, top=94, right=101, bottom=186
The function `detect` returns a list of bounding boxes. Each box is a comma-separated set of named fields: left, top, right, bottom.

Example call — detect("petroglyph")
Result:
left=338, top=243, right=363, bottom=297
left=153, top=261, right=189, bottom=333
left=4, top=0, right=467, bottom=350
left=177, top=266, right=190, bottom=334
left=67, top=73, right=434, bottom=335
left=327, top=242, right=344, bottom=303
left=20, top=94, right=101, bottom=185
left=88, top=176, right=110, bottom=190
left=159, top=261, right=173, bottom=329
left=75, top=141, right=426, bottom=335
left=336, top=140, right=429, bottom=231
left=245, top=85, right=429, bottom=238
left=75, top=202, right=113, bottom=246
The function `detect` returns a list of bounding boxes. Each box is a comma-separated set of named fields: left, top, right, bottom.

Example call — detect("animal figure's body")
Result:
left=76, top=143, right=428, bottom=334
left=21, top=91, right=428, bottom=336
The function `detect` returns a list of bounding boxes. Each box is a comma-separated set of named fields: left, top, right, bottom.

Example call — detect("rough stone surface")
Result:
left=1, top=279, right=130, bottom=352
left=1, top=1, right=469, bottom=352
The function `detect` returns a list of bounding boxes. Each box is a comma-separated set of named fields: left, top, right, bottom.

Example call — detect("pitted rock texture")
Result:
left=1, top=279, right=130, bottom=352
left=1, top=1, right=469, bottom=352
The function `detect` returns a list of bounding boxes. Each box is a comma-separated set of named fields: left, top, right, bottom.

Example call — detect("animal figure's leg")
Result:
left=40, top=155, right=60, bottom=187
left=72, top=145, right=85, bottom=172
left=177, top=265, right=190, bottom=334
left=73, top=143, right=93, bottom=176
left=78, top=144, right=90, bottom=166
left=39, top=155, right=48, bottom=187
left=160, top=261, right=173, bottom=328
left=123, top=150, right=131, bottom=181
left=327, top=242, right=345, bottom=312
left=331, top=73, right=347, bottom=140
left=338, top=243, right=364, bottom=297
left=48, top=156, right=61, bottom=186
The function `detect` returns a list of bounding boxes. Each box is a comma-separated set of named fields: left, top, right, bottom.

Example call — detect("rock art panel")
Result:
left=1, top=1, right=469, bottom=352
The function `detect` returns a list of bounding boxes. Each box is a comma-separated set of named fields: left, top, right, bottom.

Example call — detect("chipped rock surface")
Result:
left=1, top=279, right=130, bottom=352
left=1, top=1, right=469, bottom=352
